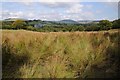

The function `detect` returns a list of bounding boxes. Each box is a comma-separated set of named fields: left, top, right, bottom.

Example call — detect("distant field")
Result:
left=1, top=29, right=120, bottom=78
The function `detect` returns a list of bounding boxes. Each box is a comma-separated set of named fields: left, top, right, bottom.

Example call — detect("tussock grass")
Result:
left=1, top=29, right=120, bottom=78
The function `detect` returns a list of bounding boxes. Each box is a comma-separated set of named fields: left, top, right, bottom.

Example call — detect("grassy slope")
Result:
left=1, top=29, right=120, bottom=78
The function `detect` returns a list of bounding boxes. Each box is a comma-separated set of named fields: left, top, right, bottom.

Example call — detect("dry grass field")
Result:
left=1, top=29, right=120, bottom=78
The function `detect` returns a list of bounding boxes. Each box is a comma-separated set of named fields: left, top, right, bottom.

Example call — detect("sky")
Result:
left=1, top=0, right=119, bottom=21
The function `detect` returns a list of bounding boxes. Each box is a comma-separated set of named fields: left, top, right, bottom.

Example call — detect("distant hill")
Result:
left=4, top=18, right=27, bottom=21
left=78, top=20, right=100, bottom=24
left=3, top=18, right=100, bottom=24
left=56, top=19, right=100, bottom=24
left=57, top=19, right=79, bottom=24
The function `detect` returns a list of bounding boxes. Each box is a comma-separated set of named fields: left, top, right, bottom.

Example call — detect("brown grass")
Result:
left=1, top=29, right=120, bottom=78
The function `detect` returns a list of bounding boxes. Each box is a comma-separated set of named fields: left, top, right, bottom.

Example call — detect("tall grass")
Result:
left=1, top=29, right=120, bottom=78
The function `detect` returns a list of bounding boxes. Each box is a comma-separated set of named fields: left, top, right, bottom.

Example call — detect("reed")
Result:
left=2, top=29, right=120, bottom=78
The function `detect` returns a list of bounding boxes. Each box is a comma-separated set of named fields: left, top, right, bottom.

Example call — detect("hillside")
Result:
left=2, top=30, right=120, bottom=78
left=57, top=19, right=79, bottom=24
left=4, top=18, right=27, bottom=21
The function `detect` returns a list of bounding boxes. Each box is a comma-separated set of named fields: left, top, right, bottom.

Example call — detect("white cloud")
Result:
left=2, top=9, right=61, bottom=20
left=63, top=11, right=95, bottom=20
left=105, top=2, right=118, bottom=8
left=27, top=13, right=35, bottom=18
left=81, top=11, right=95, bottom=20
left=8, top=11, right=23, bottom=18
left=40, top=2, right=73, bottom=8
left=11, top=11, right=23, bottom=16
left=1, top=3, right=95, bottom=21
left=2, top=0, right=119, bottom=2
left=66, top=3, right=83, bottom=13
left=63, top=3, right=95, bottom=20
left=38, top=13, right=63, bottom=21
left=39, top=0, right=80, bottom=2
left=2, top=10, right=36, bottom=19
left=1, top=1, right=117, bottom=20
left=19, top=0, right=34, bottom=6
left=95, top=10, right=102, bottom=14
left=85, top=5, right=93, bottom=9
left=37, top=2, right=95, bottom=20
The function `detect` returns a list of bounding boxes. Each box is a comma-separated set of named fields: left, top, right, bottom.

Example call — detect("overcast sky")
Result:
left=1, top=0, right=119, bottom=21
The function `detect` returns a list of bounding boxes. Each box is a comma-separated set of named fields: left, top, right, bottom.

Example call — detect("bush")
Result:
left=112, top=19, right=120, bottom=29
left=26, top=26, right=34, bottom=30
left=99, top=20, right=112, bottom=30
left=12, top=20, right=27, bottom=29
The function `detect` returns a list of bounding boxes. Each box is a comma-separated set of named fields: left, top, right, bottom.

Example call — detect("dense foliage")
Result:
left=98, top=20, right=112, bottom=30
left=1, top=19, right=120, bottom=32
left=12, top=20, right=27, bottom=29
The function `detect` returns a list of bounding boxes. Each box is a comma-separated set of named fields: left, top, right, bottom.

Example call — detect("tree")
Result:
left=2, top=21, right=13, bottom=29
left=12, top=20, right=27, bottom=29
left=99, top=20, right=112, bottom=30
left=27, top=26, right=35, bottom=30
left=112, top=19, right=120, bottom=29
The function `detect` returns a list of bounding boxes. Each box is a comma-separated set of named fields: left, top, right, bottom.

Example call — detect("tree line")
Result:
left=1, top=19, right=120, bottom=32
